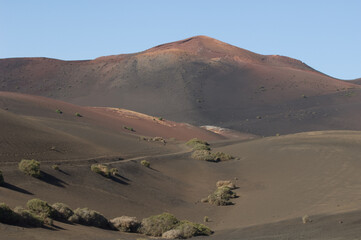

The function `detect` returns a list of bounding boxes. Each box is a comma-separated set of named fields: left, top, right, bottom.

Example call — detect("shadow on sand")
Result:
left=39, top=171, right=68, bottom=188
left=2, top=182, right=33, bottom=195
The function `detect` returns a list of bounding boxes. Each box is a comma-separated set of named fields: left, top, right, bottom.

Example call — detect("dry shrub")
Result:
left=139, top=212, right=179, bottom=237
left=19, top=159, right=41, bottom=178
left=72, top=208, right=112, bottom=229
left=91, top=164, right=111, bottom=178
left=110, top=216, right=140, bottom=232
left=52, top=202, right=74, bottom=221
left=216, top=180, right=236, bottom=189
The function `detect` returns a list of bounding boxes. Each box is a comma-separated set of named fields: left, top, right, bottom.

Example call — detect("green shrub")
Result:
left=212, top=152, right=234, bottom=161
left=191, top=150, right=217, bottom=162
left=0, top=170, right=4, bottom=185
left=203, top=216, right=209, bottom=222
left=52, top=164, right=60, bottom=171
left=0, top=203, right=19, bottom=225
left=75, top=112, right=82, bottom=117
left=186, top=138, right=210, bottom=151
left=13, top=206, right=43, bottom=227
left=72, top=208, right=111, bottom=229
left=140, top=212, right=179, bottom=236
left=26, top=199, right=56, bottom=219
left=186, top=138, right=209, bottom=147
left=141, top=160, right=150, bottom=168
left=175, top=220, right=213, bottom=238
left=158, top=117, right=163, bottom=121
left=19, top=159, right=41, bottom=178
left=110, top=168, right=118, bottom=176
left=91, top=164, right=111, bottom=178
left=52, top=202, right=74, bottom=221
left=123, top=126, right=135, bottom=132
left=204, top=186, right=237, bottom=206
left=56, top=109, right=63, bottom=114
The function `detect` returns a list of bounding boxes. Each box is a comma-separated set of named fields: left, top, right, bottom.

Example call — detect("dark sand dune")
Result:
left=1, top=36, right=360, bottom=135
left=2, top=130, right=361, bottom=239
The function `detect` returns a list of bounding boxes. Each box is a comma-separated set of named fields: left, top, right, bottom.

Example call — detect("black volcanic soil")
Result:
left=1, top=36, right=360, bottom=136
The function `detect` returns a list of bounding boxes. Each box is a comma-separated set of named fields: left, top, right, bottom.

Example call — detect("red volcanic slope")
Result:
left=0, top=36, right=360, bottom=135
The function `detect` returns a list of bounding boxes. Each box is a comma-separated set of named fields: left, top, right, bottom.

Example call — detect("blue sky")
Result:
left=1, top=0, right=360, bottom=79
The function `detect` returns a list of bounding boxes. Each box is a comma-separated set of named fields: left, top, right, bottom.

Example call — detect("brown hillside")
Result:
left=0, top=36, right=360, bottom=135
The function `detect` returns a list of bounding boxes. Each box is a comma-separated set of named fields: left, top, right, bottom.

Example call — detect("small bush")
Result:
left=302, top=214, right=312, bottom=224
left=0, top=170, right=4, bottom=185
left=110, top=216, right=140, bottom=232
left=52, top=164, right=60, bottom=171
left=204, top=186, right=237, bottom=206
left=26, top=199, right=56, bottom=219
left=203, top=216, right=209, bottom=222
left=140, top=212, right=179, bottom=237
left=186, top=138, right=211, bottom=151
left=110, top=168, right=118, bottom=176
left=141, top=160, right=150, bottom=168
left=52, top=203, right=74, bottom=221
left=75, top=112, right=82, bottom=117
left=175, top=220, right=213, bottom=238
left=91, top=164, right=111, bottom=178
left=0, top=203, right=20, bottom=225
left=56, top=109, right=63, bottom=114
left=216, top=180, right=236, bottom=189
left=212, top=152, right=234, bottom=161
left=124, top=126, right=135, bottom=132
left=158, top=117, right=163, bottom=121
left=191, top=150, right=217, bottom=162
left=72, top=208, right=111, bottom=229
left=13, top=206, right=43, bottom=227
left=19, top=159, right=41, bottom=178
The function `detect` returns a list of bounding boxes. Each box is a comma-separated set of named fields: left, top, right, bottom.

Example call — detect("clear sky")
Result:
left=1, top=0, right=360, bottom=79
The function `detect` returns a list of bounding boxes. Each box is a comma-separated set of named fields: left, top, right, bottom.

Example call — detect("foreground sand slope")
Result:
left=2, top=131, right=361, bottom=239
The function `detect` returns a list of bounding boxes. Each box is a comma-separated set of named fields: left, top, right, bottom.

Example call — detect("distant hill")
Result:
left=1, top=36, right=360, bottom=135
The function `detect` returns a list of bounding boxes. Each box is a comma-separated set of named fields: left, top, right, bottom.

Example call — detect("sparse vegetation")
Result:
left=91, top=164, right=111, bottom=178
left=202, top=181, right=238, bottom=206
left=140, top=136, right=166, bottom=144
left=52, top=202, right=74, bottom=221
left=203, top=216, right=209, bottom=222
left=0, top=170, right=4, bottom=185
left=72, top=207, right=112, bottom=229
left=216, top=180, right=236, bottom=189
left=26, top=198, right=56, bottom=219
left=158, top=117, right=163, bottom=121
left=110, top=168, right=118, bottom=176
left=140, top=213, right=212, bottom=238
left=212, top=152, right=234, bottom=161
left=13, top=206, right=44, bottom=227
left=75, top=112, right=82, bottom=117
left=191, top=150, right=217, bottom=162
left=140, top=212, right=179, bottom=237
left=18, top=159, right=41, bottom=178
left=186, top=138, right=211, bottom=151
left=174, top=220, right=213, bottom=238
left=302, top=214, right=312, bottom=224
left=141, top=160, right=150, bottom=168
left=55, top=109, right=63, bottom=114
left=123, top=126, right=135, bottom=132
left=52, top=164, right=60, bottom=171
left=110, top=216, right=140, bottom=232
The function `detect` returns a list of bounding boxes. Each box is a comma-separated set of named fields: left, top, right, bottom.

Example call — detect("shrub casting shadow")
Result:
left=2, top=182, right=33, bottom=195
left=39, top=171, right=68, bottom=188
